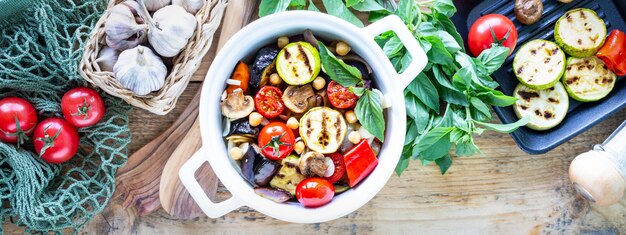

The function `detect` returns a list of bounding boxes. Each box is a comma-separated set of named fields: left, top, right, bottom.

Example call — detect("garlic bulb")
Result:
left=105, top=1, right=148, bottom=50
left=144, top=0, right=171, bottom=11
left=138, top=0, right=197, bottom=57
left=96, top=46, right=119, bottom=72
left=172, top=0, right=204, bottom=14
left=114, top=46, right=167, bottom=95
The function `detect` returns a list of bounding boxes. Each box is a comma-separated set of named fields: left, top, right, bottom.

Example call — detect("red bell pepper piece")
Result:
left=596, top=30, right=626, bottom=76
left=343, top=140, right=378, bottom=187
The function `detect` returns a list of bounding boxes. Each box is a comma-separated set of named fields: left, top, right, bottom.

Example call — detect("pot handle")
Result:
left=362, top=15, right=427, bottom=90
left=179, top=147, right=243, bottom=218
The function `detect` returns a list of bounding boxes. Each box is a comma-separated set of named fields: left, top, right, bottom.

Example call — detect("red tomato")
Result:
left=343, top=140, right=378, bottom=187
left=61, top=87, right=105, bottom=128
left=296, top=177, right=335, bottom=208
left=33, top=118, right=79, bottom=164
left=0, top=97, right=38, bottom=146
left=258, top=122, right=295, bottom=161
left=468, top=14, right=518, bottom=57
left=327, top=81, right=358, bottom=109
left=325, top=153, right=346, bottom=183
left=255, top=86, right=284, bottom=118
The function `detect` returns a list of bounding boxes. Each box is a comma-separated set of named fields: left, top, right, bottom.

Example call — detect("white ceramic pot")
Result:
left=179, top=11, right=427, bottom=223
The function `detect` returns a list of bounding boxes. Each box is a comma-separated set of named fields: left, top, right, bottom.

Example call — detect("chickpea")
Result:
left=335, top=41, right=351, bottom=56
left=286, top=117, right=299, bottom=130
left=348, top=131, right=362, bottom=144
left=312, top=77, right=326, bottom=90
left=294, top=141, right=305, bottom=155
left=269, top=73, right=282, bottom=85
left=278, top=36, right=290, bottom=48
left=345, top=110, right=358, bottom=124
left=249, top=112, right=263, bottom=127
left=229, top=146, right=243, bottom=160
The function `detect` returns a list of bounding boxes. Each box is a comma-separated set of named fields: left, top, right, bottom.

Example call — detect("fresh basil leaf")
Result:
left=439, top=87, right=468, bottom=106
left=405, top=94, right=429, bottom=133
left=432, top=0, right=456, bottom=18
left=424, top=36, right=453, bottom=65
left=434, top=31, right=461, bottom=54
left=351, top=0, right=387, bottom=11
left=259, top=0, right=291, bottom=17
left=413, top=127, right=453, bottom=152
left=451, top=109, right=470, bottom=132
left=368, top=10, right=391, bottom=22
left=420, top=133, right=452, bottom=161
left=455, top=135, right=480, bottom=156
left=399, top=51, right=412, bottom=73
left=396, top=148, right=412, bottom=176
left=383, top=35, right=403, bottom=57
left=418, top=38, right=432, bottom=54
left=417, top=22, right=438, bottom=36
left=318, top=42, right=362, bottom=87
left=470, top=97, right=491, bottom=118
left=449, top=128, right=465, bottom=144
left=290, top=0, right=306, bottom=8
left=346, top=0, right=365, bottom=7
left=454, top=53, right=475, bottom=68
left=477, top=91, right=517, bottom=107
left=395, top=0, right=415, bottom=26
left=477, top=45, right=510, bottom=75
left=433, top=12, right=465, bottom=52
left=390, top=55, right=403, bottom=72
left=322, top=0, right=364, bottom=27
left=452, top=67, right=472, bottom=89
left=435, top=154, right=452, bottom=174
left=431, top=65, right=456, bottom=91
left=407, top=73, right=440, bottom=111
left=355, top=90, right=386, bottom=142
left=474, top=116, right=529, bottom=133
left=307, top=0, right=320, bottom=11
left=350, top=86, right=366, bottom=96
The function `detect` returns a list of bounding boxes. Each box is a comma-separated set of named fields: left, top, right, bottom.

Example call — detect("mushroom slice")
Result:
left=221, top=89, right=254, bottom=120
left=282, top=84, right=315, bottom=113
left=299, top=151, right=329, bottom=178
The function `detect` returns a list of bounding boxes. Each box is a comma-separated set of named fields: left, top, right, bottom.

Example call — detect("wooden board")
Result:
left=4, top=2, right=626, bottom=234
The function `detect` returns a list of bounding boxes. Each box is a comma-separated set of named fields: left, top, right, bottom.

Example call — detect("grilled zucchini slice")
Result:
left=554, top=8, right=606, bottom=57
left=513, top=82, right=569, bottom=131
left=513, top=40, right=566, bottom=89
left=562, top=57, right=616, bottom=102
left=299, top=107, right=347, bottom=154
left=269, top=155, right=305, bottom=196
left=276, top=42, right=321, bottom=85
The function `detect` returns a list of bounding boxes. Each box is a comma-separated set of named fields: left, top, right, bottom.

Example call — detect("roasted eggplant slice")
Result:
left=240, top=147, right=258, bottom=184
left=254, top=187, right=291, bottom=203
left=228, top=119, right=260, bottom=136
left=250, top=47, right=279, bottom=94
left=253, top=157, right=280, bottom=186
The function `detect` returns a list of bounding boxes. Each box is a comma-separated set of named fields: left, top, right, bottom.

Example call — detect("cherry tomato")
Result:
left=33, top=118, right=79, bottom=164
left=468, top=14, right=518, bottom=57
left=296, top=177, right=335, bottom=208
left=258, top=122, right=295, bottom=161
left=0, top=97, right=38, bottom=146
left=327, top=81, right=358, bottom=109
left=61, top=87, right=105, bottom=128
left=255, top=86, right=284, bottom=118
left=325, top=153, right=346, bottom=183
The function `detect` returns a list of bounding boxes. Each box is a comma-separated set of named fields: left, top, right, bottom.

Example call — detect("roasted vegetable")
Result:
left=514, top=0, right=543, bottom=25
left=226, top=61, right=250, bottom=93
left=282, top=84, right=315, bottom=113
left=299, top=151, right=332, bottom=178
left=276, top=42, right=321, bottom=85
left=513, top=82, right=569, bottom=131
left=241, top=146, right=258, bottom=184
left=513, top=40, right=566, bottom=89
left=254, top=187, right=291, bottom=203
left=253, top=156, right=280, bottom=186
left=250, top=47, right=279, bottom=94
left=562, top=57, right=616, bottom=102
left=227, top=119, right=260, bottom=136
left=269, top=155, right=305, bottom=195
left=299, top=107, right=347, bottom=154
left=221, top=89, right=254, bottom=120
left=343, top=140, right=378, bottom=187
left=596, top=30, right=626, bottom=76
left=554, top=8, right=606, bottom=57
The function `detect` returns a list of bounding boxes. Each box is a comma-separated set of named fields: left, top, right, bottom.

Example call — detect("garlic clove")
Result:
left=138, top=0, right=197, bottom=57
left=105, top=31, right=147, bottom=51
left=104, top=1, right=148, bottom=40
left=113, top=45, right=167, bottom=96
left=172, top=0, right=204, bottom=15
left=96, top=46, right=120, bottom=72
left=143, top=0, right=171, bottom=12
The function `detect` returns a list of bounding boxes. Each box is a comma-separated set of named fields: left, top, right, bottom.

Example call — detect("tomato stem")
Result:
left=263, top=132, right=292, bottom=158
left=36, top=125, right=62, bottom=157
left=6, top=115, right=32, bottom=148
left=72, top=98, right=92, bottom=120
left=489, top=25, right=513, bottom=46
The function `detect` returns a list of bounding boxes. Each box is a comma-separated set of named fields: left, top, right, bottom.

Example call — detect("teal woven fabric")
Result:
left=0, top=0, right=132, bottom=234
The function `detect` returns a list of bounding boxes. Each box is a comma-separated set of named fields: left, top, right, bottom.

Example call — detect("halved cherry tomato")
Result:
left=33, top=117, right=79, bottom=164
left=255, top=86, right=284, bottom=118
left=468, top=14, right=518, bottom=57
left=327, top=81, right=358, bottom=109
left=61, top=87, right=105, bottom=128
left=597, top=30, right=626, bottom=76
left=296, top=177, right=335, bottom=208
left=0, top=97, right=37, bottom=146
left=258, top=122, right=294, bottom=161
left=325, top=153, right=346, bottom=183
left=226, top=61, right=250, bottom=93
left=343, top=140, right=378, bottom=187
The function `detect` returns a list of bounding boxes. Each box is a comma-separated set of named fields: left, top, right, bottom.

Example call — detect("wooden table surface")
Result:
left=5, top=2, right=626, bottom=234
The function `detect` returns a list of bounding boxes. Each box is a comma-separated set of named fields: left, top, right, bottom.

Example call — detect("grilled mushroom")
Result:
left=221, top=89, right=254, bottom=119
left=299, top=151, right=334, bottom=178
left=282, top=84, right=315, bottom=113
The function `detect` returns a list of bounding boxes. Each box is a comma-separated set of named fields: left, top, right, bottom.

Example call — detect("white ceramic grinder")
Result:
left=569, top=120, right=626, bottom=206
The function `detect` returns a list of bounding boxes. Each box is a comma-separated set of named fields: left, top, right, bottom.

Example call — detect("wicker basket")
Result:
left=79, top=0, right=226, bottom=115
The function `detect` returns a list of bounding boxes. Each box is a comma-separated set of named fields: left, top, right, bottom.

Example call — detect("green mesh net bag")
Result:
left=0, top=0, right=132, bottom=233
